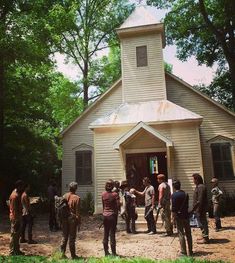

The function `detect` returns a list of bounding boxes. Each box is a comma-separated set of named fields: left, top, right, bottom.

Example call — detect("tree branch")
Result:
left=224, top=0, right=235, bottom=54
left=88, top=28, right=114, bottom=58
left=198, top=0, right=230, bottom=58
left=88, top=93, right=102, bottom=101
left=61, top=33, right=84, bottom=73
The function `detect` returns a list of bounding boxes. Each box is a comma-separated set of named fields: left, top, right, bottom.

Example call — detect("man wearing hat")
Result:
left=211, top=178, right=223, bottom=231
left=60, top=182, right=81, bottom=259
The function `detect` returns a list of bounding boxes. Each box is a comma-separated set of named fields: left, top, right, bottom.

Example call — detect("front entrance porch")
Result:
left=126, top=151, right=167, bottom=206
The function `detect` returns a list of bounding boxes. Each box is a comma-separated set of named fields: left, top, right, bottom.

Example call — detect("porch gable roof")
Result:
left=113, top=121, right=173, bottom=150
left=89, top=100, right=203, bottom=129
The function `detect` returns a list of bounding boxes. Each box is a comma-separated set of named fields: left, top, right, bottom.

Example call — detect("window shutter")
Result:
left=136, top=46, right=148, bottom=67
left=211, top=143, right=234, bottom=180
left=76, top=151, right=92, bottom=185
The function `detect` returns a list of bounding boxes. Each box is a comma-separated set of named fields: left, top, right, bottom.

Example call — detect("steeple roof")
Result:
left=119, top=5, right=161, bottom=29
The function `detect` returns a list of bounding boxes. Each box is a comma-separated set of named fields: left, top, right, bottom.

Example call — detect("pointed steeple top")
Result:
left=119, top=5, right=161, bottom=29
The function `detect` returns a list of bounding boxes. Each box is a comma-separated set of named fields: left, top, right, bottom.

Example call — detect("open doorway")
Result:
left=126, top=152, right=167, bottom=206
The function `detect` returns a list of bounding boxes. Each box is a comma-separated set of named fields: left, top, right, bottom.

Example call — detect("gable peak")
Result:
left=119, top=5, right=161, bottom=29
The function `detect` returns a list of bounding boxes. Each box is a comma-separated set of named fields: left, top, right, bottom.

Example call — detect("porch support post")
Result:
left=167, top=146, right=174, bottom=179
left=119, top=146, right=126, bottom=180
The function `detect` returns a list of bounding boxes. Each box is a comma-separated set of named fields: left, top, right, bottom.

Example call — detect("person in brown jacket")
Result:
left=20, top=183, right=37, bottom=244
left=60, top=182, right=81, bottom=259
left=191, top=173, right=209, bottom=244
left=9, top=180, right=24, bottom=255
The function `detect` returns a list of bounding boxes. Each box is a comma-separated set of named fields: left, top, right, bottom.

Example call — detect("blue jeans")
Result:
left=145, top=205, right=156, bottom=233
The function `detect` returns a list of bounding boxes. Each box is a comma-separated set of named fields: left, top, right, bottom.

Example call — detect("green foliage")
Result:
left=90, top=46, right=122, bottom=94
left=164, top=62, right=173, bottom=73
left=0, top=255, right=228, bottom=263
left=147, top=0, right=235, bottom=110
left=195, top=69, right=233, bottom=110
left=80, top=192, right=94, bottom=215
left=47, top=0, right=134, bottom=108
left=49, top=73, right=83, bottom=130
left=147, top=0, right=232, bottom=67
left=0, top=1, right=85, bottom=209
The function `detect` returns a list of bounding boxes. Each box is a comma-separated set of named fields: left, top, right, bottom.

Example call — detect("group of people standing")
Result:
left=101, top=173, right=223, bottom=257
left=8, top=173, right=223, bottom=259
left=8, top=179, right=81, bottom=259
left=8, top=180, right=37, bottom=256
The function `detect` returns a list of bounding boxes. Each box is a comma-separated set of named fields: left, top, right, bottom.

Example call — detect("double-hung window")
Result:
left=211, top=142, right=234, bottom=180
left=75, top=150, right=92, bottom=185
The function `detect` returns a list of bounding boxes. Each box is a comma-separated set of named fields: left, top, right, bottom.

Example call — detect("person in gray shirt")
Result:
left=134, top=177, right=156, bottom=234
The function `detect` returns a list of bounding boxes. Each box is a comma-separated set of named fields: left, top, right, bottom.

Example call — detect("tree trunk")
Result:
left=227, top=57, right=235, bottom=111
left=0, top=55, right=4, bottom=159
left=83, top=61, right=89, bottom=110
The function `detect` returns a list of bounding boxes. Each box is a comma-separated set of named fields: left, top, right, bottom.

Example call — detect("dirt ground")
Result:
left=0, top=213, right=235, bottom=262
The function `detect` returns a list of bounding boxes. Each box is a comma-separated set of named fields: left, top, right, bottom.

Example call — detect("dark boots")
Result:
left=70, top=243, right=79, bottom=259
left=111, top=244, right=117, bottom=256
left=103, top=243, right=110, bottom=256
left=131, top=222, right=136, bottom=234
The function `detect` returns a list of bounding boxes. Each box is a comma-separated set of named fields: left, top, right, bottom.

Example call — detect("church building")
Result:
left=61, top=6, right=235, bottom=213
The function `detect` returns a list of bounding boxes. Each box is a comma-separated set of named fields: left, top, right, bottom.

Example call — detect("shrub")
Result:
left=80, top=192, right=94, bottom=216
left=220, top=190, right=235, bottom=216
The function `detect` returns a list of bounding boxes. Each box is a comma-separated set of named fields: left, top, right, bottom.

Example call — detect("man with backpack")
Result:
left=172, top=180, right=193, bottom=257
left=59, top=182, right=81, bottom=259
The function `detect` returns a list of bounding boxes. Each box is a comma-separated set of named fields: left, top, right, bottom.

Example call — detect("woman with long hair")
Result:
left=101, top=180, right=120, bottom=256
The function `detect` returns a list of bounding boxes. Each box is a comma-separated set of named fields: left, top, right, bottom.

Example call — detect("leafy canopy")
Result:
left=147, top=0, right=235, bottom=110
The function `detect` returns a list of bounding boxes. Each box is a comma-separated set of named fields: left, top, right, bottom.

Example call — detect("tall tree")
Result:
left=48, top=0, right=134, bottom=109
left=0, top=1, right=69, bottom=208
left=147, top=0, right=235, bottom=110
left=0, top=1, right=55, bottom=160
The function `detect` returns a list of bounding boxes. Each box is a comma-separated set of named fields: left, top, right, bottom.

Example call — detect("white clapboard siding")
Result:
left=94, top=122, right=202, bottom=212
left=166, top=73, right=235, bottom=194
left=94, top=127, right=130, bottom=213
left=121, top=33, right=166, bottom=103
left=124, top=129, right=166, bottom=149
left=150, top=123, right=203, bottom=207
left=62, top=82, right=122, bottom=198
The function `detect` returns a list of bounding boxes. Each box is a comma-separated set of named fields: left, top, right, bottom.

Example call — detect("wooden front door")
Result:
left=126, top=152, right=167, bottom=206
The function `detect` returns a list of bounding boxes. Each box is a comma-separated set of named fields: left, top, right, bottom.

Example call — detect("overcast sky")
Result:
left=55, top=3, right=216, bottom=86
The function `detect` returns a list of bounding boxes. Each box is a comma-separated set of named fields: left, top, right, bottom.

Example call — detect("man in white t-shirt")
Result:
left=134, top=177, right=156, bottom=235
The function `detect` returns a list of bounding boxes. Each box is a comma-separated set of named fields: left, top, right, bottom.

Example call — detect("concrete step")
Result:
left=117, top=208, right=163, bottom=231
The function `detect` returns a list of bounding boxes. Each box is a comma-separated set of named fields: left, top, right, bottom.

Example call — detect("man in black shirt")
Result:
left=172, top=180, right=193, bottom=257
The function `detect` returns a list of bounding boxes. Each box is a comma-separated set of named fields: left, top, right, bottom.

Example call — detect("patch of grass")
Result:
left=0, top=256, right=229, bottom=263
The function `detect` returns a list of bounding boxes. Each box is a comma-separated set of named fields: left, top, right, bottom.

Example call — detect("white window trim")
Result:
left=72, top=144, right=94, bottom=186
left=136, top=45, right=149, bottom=68
left=208, top=136, right=235, bottom=181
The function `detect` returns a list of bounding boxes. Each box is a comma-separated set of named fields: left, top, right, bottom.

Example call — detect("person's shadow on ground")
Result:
left=209, top=238, right=230, bottom=244
left=220, top=226, right=235, bottom=231
left=193, top=251, right=213, bottom=257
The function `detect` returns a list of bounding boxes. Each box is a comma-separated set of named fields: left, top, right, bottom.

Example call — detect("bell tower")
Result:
left=117, top=6, right=166, bottom=103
